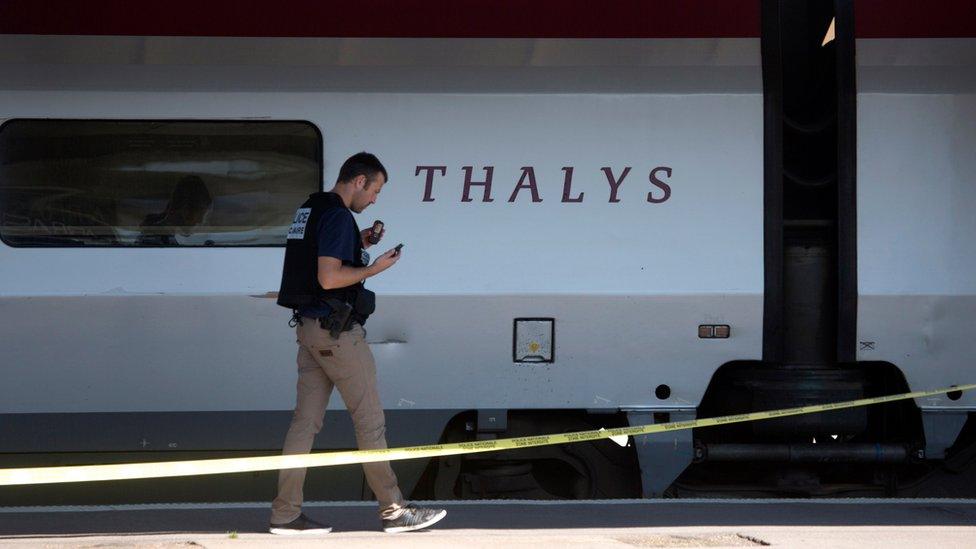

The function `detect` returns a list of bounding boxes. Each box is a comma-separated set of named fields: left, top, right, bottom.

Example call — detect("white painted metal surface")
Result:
left=0, top=37, right=763, bottom=416
left=857, top=37, right=976, bottom=409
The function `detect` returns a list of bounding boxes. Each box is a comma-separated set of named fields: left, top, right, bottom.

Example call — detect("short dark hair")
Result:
left=170, top=175, right=212, bottom=211
left=337, top=152, right=388, bottom=186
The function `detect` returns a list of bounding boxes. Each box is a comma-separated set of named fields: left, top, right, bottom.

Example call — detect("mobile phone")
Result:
left=368, top=220, right=384, bottom=245
left=393, top=243, right=404, bottom=256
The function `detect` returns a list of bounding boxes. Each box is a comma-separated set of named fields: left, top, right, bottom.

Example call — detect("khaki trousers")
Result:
left=271, top=321, right=405, bottom=524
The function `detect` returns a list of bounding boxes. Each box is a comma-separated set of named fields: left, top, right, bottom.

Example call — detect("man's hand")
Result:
left=369, top=247, right=401, bottom=276
left=361, top=226, right=384, bottom=249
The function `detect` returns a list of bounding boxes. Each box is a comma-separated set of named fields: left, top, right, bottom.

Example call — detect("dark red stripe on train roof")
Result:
left=856, top=0, right=976, bottom=38
left=0, top=0, right=760, bottom=39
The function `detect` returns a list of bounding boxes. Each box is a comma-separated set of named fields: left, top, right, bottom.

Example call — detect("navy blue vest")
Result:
left=277, top=192, right=366, bottom=316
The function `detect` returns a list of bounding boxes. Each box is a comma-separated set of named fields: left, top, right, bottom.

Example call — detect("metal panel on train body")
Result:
left=0, top=36, right=762, bottom=416
left=856, top=36, right=976, bottom=410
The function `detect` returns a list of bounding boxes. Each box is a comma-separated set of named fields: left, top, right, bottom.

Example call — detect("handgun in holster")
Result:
left=320, top=298, right=354, bottom=339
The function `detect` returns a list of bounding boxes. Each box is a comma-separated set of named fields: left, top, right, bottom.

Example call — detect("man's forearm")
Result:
left=319, top=263, right=376, bottom=290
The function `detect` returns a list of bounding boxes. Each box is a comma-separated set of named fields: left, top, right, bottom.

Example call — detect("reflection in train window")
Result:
left=0, top=120, right=321, bottom=247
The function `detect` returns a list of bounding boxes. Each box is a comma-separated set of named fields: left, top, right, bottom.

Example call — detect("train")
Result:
left=1, top=0, right=974, bottom=503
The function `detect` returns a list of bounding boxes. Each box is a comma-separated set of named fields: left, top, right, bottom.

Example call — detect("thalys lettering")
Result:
left=414, top=166, right=673, bottom=204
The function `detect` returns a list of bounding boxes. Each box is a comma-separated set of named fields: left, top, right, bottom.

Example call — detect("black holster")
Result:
left=320, top=298, right=354, bottom=339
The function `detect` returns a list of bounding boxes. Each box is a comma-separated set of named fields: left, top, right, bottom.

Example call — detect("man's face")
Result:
left=350, top=174, right=386, bottom=213
left=174, top=204, right=209, bottom=236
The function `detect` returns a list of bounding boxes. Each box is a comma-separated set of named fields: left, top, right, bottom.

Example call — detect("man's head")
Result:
left=168, top=175, right=213, bottom=233
left=336, top=152, right=387, bottom=213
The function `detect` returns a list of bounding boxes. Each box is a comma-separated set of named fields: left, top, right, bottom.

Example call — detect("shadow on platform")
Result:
left=2, top=501, right=976, bottom=538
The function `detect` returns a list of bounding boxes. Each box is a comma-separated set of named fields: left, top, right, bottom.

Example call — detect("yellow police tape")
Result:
left=2, top=384, right=974, bottom=486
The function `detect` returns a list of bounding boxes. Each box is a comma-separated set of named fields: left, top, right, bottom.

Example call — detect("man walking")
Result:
left=271, top=152, right=446, bottom=534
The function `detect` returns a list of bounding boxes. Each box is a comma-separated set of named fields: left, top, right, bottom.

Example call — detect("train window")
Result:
left=0, top=120, right=321, bottom=247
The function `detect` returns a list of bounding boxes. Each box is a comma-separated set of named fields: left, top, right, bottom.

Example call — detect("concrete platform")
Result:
left=1, top=499, right=975, bottom=548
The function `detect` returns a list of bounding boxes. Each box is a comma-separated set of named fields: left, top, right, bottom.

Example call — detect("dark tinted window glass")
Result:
left=0, top=120, right=320, bottom=247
